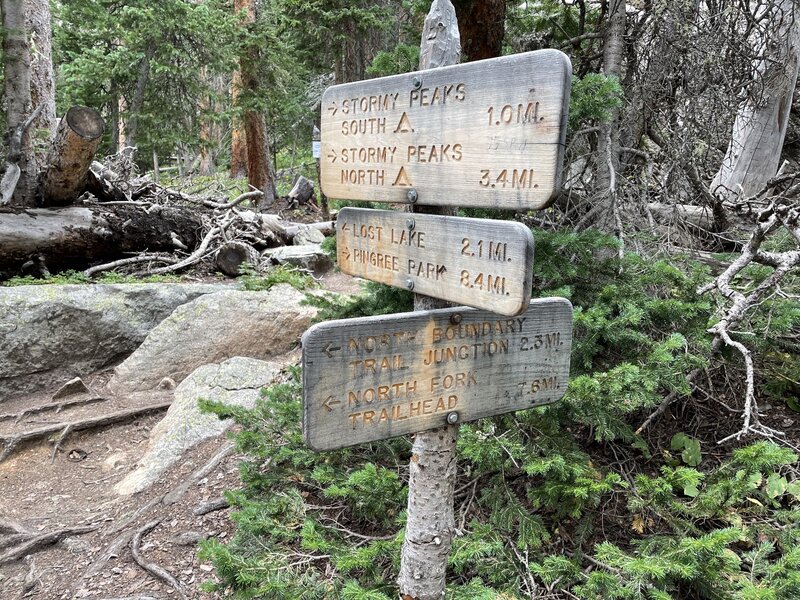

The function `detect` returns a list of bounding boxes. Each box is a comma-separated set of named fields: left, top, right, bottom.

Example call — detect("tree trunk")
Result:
left=24, top=0, right=56, bottom=133
left=452, top=0, right=506, bottom=61
left=711, top=0, right=800, bottom=201
left=123, top=44, right=155, bottom=155
left=234, top=0, right=275, bottom=210
left=39, top=106, right=106, bottom=206
left=230, top=70, right=248, bottom=178
left=0, top=204, right=202, bottom=277
left=3, top=0, right=33, bottom=206
left=398, top=3, right=461, bottom=599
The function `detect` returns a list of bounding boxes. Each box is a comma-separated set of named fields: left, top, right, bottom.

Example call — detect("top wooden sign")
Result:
left=320, top=49, right=571, bottom=210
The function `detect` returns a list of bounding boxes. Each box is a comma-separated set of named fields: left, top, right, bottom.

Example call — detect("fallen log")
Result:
left=0, top=203, right=202, bottom=276
left=39, top=106, right=105, bottom=206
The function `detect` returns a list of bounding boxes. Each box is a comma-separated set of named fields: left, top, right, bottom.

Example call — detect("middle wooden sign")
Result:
left=336, top=207, right=534, bottom=316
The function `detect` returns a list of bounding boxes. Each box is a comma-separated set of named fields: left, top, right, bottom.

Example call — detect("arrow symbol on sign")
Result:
left=341, top=222, right=350, bottom=232
left=341, top=247, right=351, bottom=261
left=324, top=342, right=341, bottom=358
left=322, top=395, right=340, bottom=411
left=327, top=150, right=337, bottom=163
left=327, top=102, right=338, bottom=116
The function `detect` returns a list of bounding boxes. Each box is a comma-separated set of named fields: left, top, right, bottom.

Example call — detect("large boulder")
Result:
left=0, top=283, right=226, bottom=401
left=110, top=284, right=315, bottom=393
left=116, top=357, right=280, bottom=495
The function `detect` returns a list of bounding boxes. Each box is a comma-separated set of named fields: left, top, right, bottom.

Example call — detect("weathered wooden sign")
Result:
left=302, top=299, right=572, bottom=451
left=336, top=207, right=534, bottom=316
left=319, top=49, right=571, bottom=210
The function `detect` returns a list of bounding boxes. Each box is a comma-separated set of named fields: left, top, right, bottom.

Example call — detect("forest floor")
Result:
left=0, top=270, right=360, bottom=600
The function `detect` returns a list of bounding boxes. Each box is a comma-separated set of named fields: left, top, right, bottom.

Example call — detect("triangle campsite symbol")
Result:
left=393, top=112, right=414, bottom=133
left=392, top=166, right=412, bottom=187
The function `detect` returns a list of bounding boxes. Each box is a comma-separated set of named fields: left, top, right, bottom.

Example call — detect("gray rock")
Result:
left=0, top=283, right=227, bottom=401
left=292, top=225, right=326, bottom=245
left=52, top=376, right=91, bottom=399
left=115, top=357, right=279, bottom=495
left=264, top=244, right=333, bottom=274
left=110, top=284, right=315, bottom=393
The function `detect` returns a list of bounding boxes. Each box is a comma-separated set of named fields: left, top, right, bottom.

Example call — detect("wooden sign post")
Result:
left=302, top=2, right=571, bottom=598
left=336, top=207, right=534, bottom=315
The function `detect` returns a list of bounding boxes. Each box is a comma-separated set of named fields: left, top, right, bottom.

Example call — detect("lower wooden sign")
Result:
left=302, top=299, right=572, bottom=451
left=337, top=207, right=534, bottom=316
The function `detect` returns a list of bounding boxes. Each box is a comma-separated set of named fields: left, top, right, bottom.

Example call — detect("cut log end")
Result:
left=215, top=241, right=259, bottom=277
left=66, top=106, right=105, bottom=140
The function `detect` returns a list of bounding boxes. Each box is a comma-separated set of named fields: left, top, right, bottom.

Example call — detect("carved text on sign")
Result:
left=336, top=208, right=534, bottom=316
left=320, top=50, right=571, bottom=209
left=302, top=300, right=573, bottom=451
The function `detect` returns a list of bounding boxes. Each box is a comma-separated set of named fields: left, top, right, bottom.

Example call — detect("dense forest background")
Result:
left=2, top=0, right=800, bottom=598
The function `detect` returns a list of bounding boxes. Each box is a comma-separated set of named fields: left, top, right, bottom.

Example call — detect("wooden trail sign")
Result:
left=319, top=49, right=571, bottom=210
left=302, top=298, right=572, bottom=451
left=336, top=207, right=534, bottom=316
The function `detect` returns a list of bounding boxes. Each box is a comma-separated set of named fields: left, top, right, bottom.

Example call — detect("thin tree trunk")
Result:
left=124, top=44, right=155, bottom=155
left=398, top=3, right=461, bottom=599
left=711, top=0, right=800, bottom=200
left=109, top=80, right=120, bottom=155
left=3, top=0, right=33, bottom=206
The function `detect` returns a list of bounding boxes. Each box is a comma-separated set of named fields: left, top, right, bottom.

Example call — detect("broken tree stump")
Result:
left=39, top=106, right=106, bottom=206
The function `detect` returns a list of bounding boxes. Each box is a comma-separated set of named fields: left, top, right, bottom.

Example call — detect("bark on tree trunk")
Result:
left=0, top=204, right=202, bottom=276
left=230, top=70, right=248, bottom=179
left=234, top=0, right=275, bottom=210
left=451, top=0, right=505, bottom=61
left=398, top=2, right=461, bottom=599
left=711, top=0, right=800, bottom=201
left=24, top=0, right=56, bottom=133
left=39, top=106, right=106, bottom=206
left=3, top=0, right=33, bottom=206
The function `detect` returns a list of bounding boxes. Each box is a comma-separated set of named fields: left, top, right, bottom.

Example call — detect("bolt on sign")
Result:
left=319, top=49, right=571, bottom=210
left=302, top=299, right=572, bottom=451
left=337, top=207, right=534, bottom=316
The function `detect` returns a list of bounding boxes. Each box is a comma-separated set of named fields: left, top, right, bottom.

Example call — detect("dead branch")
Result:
left=638, top=201, right=800, bottom=440
left=0, top=401, right=172, bottom=463
left=0, top=525, right=97, bottom=564
left=83, top=254, right=178, bottom=278
left=136, top=226, right=220, bottom=275
left=130, top=519, right=188, bottom=600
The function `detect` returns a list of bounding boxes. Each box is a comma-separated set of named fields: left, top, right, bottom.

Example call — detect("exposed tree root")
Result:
left=0, top=401, right=172, bottom=463
left=0, top=396, right=106, bottom=424
left=130, top=519, right=187, bottom=600
left=0, top=525, right=97, bottom=564
left=194, top=497, right=230, bottom=516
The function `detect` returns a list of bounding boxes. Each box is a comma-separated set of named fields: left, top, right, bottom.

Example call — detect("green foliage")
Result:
left=203, top=228, right=800, bottom=598
left=238, top=264, right=316, bottom=292
left=367, top=43, right=419, bottom=76
left=306, top=281, right=413, bottom=323
left=569, top=74, right=624, bottom=131
left=670, top=433, right=702, bottom=467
